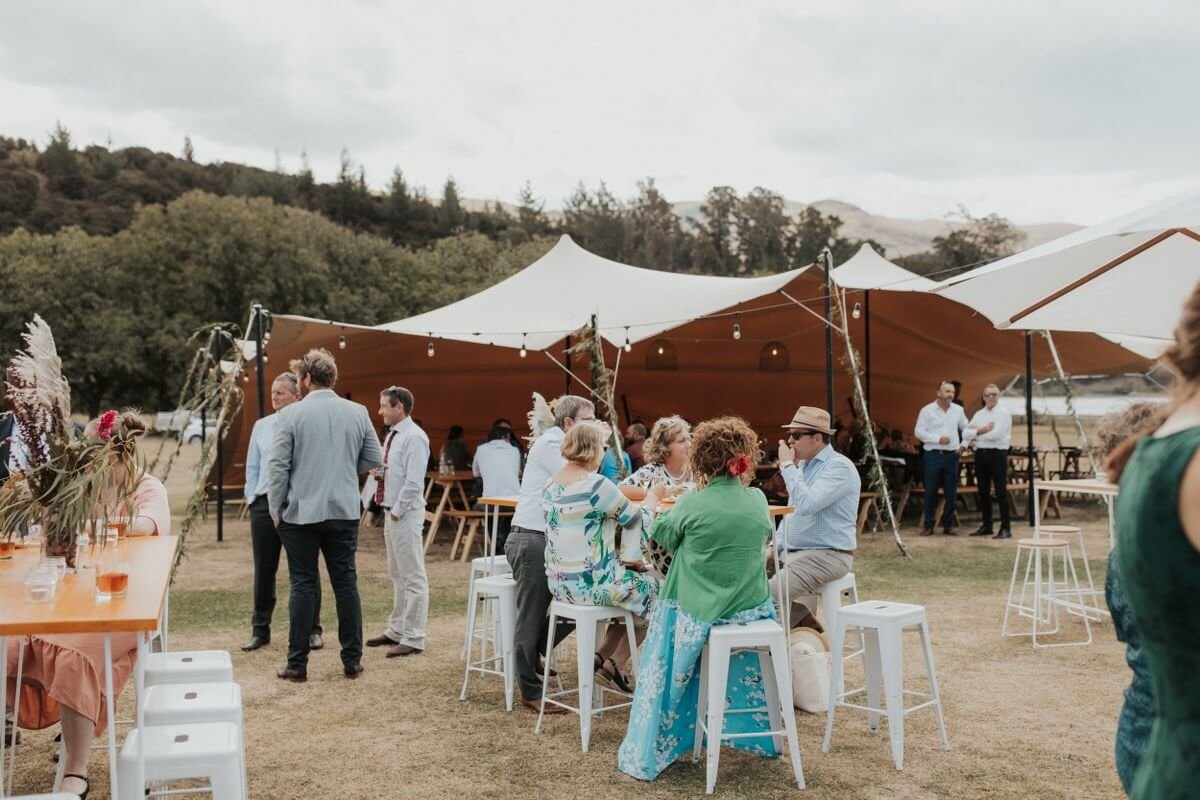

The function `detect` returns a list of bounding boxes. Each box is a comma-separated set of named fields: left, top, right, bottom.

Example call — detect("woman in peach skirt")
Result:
left=5, top=411, right=169, bottom=799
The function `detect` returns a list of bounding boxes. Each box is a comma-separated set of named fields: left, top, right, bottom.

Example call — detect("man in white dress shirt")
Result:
left=914, top=380, right=968, bottom=535
left=507, top=394, right=594, bottom=712
left=242, top=372, right=323, bottom=652
left=964, top=383, right=1014, bottom=539
left=472, top=424, right=522, bottom=554
left=367, top=385, right=431, bottom=657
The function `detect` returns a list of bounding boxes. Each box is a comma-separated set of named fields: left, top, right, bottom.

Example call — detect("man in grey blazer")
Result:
left=268, top=348, right=383, bottom=682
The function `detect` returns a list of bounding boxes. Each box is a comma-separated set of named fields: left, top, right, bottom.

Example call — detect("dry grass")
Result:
left=7, top=436, right=1127, bottom=799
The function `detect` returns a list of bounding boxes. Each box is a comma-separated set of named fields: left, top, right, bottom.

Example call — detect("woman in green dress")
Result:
left=618, top=416, right=779, bottom=781
left=1109, top=286, right=1200, bottom=799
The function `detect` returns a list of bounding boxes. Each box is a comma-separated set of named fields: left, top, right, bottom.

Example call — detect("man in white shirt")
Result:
left=367, top=386, right=431, bottom=657
left=242, top=372, right=322, bottom=653
left=964, top=384, right=1014, bottom=539
left=472, top=424, right=522, bottom=553
left=914, top=380, right=968, bottom=535
left=507, top=394, right=594, bottom=712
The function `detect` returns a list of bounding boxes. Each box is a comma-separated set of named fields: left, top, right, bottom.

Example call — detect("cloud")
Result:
left=1, top=0, right=1195, bottom=224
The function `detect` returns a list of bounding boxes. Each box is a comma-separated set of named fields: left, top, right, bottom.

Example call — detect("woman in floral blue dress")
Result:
left=618, top=416, right=779, bottom=781
left=542, top=421, right=660, bottom=691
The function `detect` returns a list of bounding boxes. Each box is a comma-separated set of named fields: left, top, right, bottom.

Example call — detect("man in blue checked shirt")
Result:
left=768, top=406, right=860, bottom=632
left=242, top=372, right=323, bottom=653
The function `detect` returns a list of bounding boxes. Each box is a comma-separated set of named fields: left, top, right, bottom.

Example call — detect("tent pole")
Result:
left=864, top=290, right=871, bottom=409
left=823, top=248, right=834, bottom=417
left=1042, top=330, right=1098, bottom=477
left=1025, top=332, right=1035, bottom=526
left=253, top=305, right=266, bottom=420
left=564, top=335, right=572, bottom=395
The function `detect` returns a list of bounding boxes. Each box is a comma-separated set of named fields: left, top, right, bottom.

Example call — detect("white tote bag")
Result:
left=789, top=629, right=832, bottom=713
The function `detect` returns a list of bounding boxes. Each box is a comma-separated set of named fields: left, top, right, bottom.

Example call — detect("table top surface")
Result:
left=426, top=470, right=475, bottom=482
left=479, top=495, right=794, bottom=517
left=1037, top=478, right=1119, bottom=495
left=0, top=535, right=178, bottom=635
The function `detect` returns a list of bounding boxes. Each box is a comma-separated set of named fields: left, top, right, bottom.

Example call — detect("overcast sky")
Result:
left=3, top=1, right=1196, bottom=225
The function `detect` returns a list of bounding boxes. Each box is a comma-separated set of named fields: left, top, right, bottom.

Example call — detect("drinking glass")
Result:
left=0, top=539, right=13, bottom=561
left=24, top=565, right=57, bottom=603
left=96, top=556, right=130, bottom=599
left=44, top=555, right=67, bottom=582
left=76, top=533, right=93, bottom=570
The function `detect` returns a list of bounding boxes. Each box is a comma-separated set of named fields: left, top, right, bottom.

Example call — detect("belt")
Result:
left=976, top=447, right=1007, bottom=452
left=786, top=548, right=854, bottom=555
left=510, top=525, right=545, bottom=537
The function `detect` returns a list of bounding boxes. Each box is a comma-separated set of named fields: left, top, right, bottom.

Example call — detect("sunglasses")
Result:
left=787, top=430, right=820, bottom=441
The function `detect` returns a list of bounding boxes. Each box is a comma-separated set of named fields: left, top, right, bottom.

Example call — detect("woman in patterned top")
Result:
left=542, top=421, right=662, bottom=692
left=621, top=415, right=693, bottom=491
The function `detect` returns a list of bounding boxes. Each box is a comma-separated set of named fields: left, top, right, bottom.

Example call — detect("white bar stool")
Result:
left=823, top=601, right=950, bottom=770
left=460, top=575, right=517, bottom=711
left=10, top=794, right=76, bottom=799
left=117, top=722, right=245, bottom=800
left=535, top=601, right=639, bottom=753
left=143, top=682, right=246, bottom=799
left=691, top=619, right=805, bottom=794
left=1002, top=538, right=1093, bottom=648
left=1034, top=524, right=1104, bottom=621
left=143, top=650, right=233, bottom=687
left=796, top=572, right=864, bottom=664
left=460, top=555, right=511, bottom=661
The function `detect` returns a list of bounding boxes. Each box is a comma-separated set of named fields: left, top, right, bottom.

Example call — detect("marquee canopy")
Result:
left=938, top=189, right=1200, bottom=341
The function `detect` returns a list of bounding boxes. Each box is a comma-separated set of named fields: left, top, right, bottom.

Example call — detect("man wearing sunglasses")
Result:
left=769, top=406, right=860, bottom=631
left=963, top=384, right=1013, bottom=539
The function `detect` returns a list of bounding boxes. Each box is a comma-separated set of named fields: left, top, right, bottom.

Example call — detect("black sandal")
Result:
left=63, top=772, right=90, bottom=799
left=597, top=656, right=634, bottom=694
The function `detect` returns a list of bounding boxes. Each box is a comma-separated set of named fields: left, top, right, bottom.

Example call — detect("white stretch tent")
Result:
left=832, top=243, right=936, bottom=292
left=379, top=234, right=808, bottom=349
left=937, top=189, right=1200, bottom=340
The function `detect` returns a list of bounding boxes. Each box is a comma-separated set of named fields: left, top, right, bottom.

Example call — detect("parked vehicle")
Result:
left=183, top=417, right=218, bottom=444
left=154, top=409, right=191, bottom=434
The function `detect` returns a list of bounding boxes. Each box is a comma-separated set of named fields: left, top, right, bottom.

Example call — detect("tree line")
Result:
left=0, top=124, right=1027, bottom=413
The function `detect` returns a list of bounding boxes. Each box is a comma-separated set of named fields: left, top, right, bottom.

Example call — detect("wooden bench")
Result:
left=856, top=492, right=880, bottom=535
left=445, top=509, right=513, bottom=561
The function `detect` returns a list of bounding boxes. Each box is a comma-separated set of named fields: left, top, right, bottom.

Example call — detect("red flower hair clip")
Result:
left=97, top=409, right=119, bottom=441
left=726, top=454, right=751, bottom=477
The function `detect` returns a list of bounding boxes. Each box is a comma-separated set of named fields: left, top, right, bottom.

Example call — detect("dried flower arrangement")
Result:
left=0, top=316, right=138, bottom=566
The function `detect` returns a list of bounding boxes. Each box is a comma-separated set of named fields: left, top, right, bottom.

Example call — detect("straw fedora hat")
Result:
left=781, top=406, right=836, bottom=435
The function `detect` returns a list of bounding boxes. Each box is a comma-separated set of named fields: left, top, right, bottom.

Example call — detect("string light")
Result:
left=262, top=354, right=269, bottom=364
left=519, top=333, right=527, bottom=359
left=624, top=327, right=632, bottom=353
left=657, top=344, right=665, bottom=355
left=852, top=302, right=862, bottom=320
left=732, top=320, right=742, bottom=340
left=242, top=373, right=250, bottom=383
left=427, top=337, right=435, bottom=358
left=338, top=333, right=347, bottom=350
left=771, top=346, right=779, bottom=357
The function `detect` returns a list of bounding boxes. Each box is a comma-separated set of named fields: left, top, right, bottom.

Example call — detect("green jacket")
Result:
left=650, top=476, right=773, bottom=622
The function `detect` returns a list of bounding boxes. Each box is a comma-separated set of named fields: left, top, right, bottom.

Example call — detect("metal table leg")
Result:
left=104, top=634, right=119, bottom=800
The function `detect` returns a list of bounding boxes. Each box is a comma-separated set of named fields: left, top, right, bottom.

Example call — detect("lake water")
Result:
left=997, top=394, right=1166, bottom=418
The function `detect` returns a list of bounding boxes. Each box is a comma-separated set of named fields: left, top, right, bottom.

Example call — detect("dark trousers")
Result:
left=473, top=502, right=513, bottom=556
left=922, top=450, right=960, bottom=529
left=278, top=518, right=363, bottom=671
left=248, top=497, right=321, bottom=638
left=505, top=527, right=575, bottom=701
left=974, top=448, right=1012, bottom=531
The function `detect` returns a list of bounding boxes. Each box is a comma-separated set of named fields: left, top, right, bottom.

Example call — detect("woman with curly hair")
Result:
left=5, top=410, right=169, bottom=798
left=621, top=415, right=693, bottom=491
left=618, top=416, right=779, bottom=781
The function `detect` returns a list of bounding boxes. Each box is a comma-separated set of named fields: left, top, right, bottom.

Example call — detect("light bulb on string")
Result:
left=624, top=327, right=632, bottom=353
left=242, top=373, right=249, bottom=384
left=262, top=354, right=269, bottom=364
left=771, top=347, right=779, bottom=357
left=732, top=321, right=742, bottom=340
left=519, top=333, right=527, bottom=359
left=657, top=344, right=665, bottom=355
left=338, top=333, right=347, bottom=350
left=852, top=302, right=862, bottom=320
left=427, top=337, right=435, bottom=358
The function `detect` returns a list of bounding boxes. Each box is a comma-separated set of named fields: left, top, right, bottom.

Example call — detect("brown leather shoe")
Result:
left=796, top=612, right=825, bottom=633
left=277, top=666, right=307, bottom=683
left=344, top=662, right=365, bottom=679
left=921, top=527, right=935, bottom=536
left=366, top=633, right=398, bottom=647
left=386, top=643, right=424, bottom=658
left=520, top=697, right=566, bottom=714
left=943, top=526, right=959, bottom=536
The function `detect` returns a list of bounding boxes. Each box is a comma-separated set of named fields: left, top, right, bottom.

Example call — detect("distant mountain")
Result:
left=462, top=196, right=1079, bottom=257
left=669, top=198, right=1079, bottom=257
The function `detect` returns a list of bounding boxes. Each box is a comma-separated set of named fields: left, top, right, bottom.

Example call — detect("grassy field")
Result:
left=7, top=438, right=1128, bottom=799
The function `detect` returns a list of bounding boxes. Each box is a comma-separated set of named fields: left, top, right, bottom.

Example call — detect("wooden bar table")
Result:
left=0, top=535, right=178, bottom=800
left=424, top=470, right=477, bottom=554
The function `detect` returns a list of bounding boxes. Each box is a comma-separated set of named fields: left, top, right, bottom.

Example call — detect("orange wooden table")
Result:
left=424, top=470, right=476, bottom=553
left=0, top=535, right=178, bottom=800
